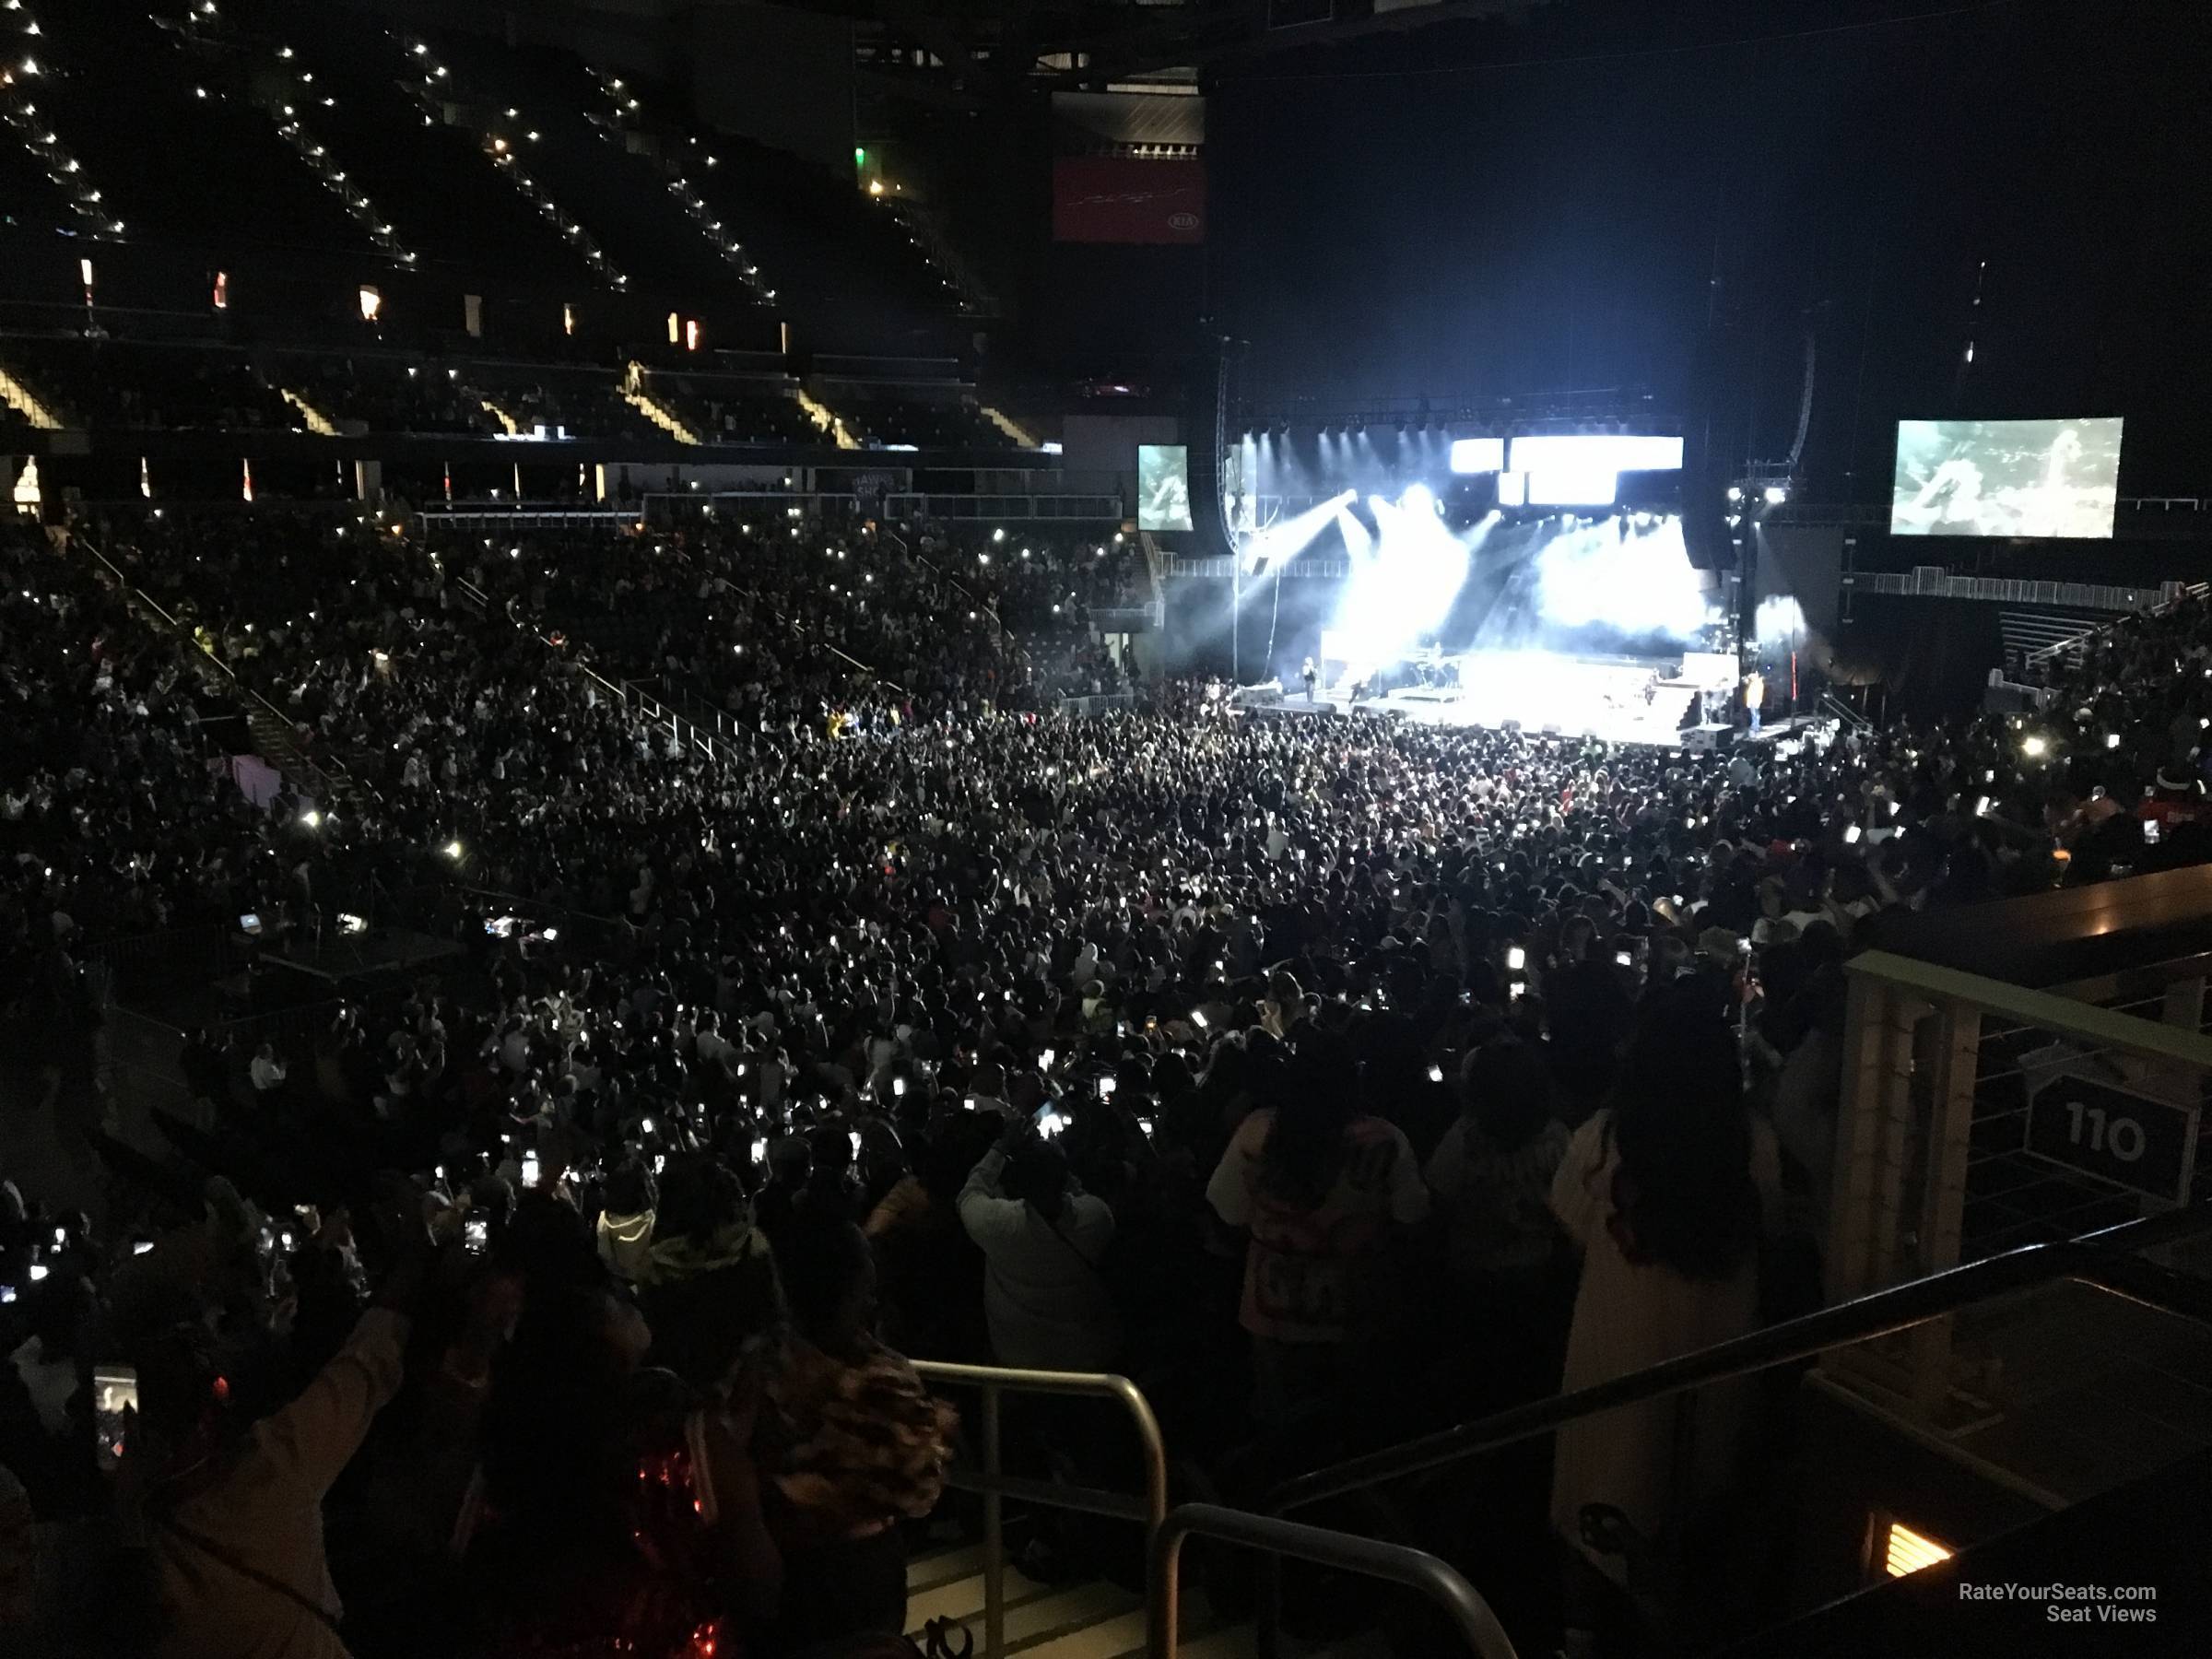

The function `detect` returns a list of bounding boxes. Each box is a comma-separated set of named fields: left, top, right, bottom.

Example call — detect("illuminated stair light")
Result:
left=1884, top=1522, right=1954, bottom=1579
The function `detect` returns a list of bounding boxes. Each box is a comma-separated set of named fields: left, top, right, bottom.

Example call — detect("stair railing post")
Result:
left=982, top=1382, right=1005, bottom=1659
left=1147, top=1512, right=1184, bottom=1659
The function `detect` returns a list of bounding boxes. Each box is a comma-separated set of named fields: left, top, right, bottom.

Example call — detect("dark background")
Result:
left=1207, top=0, right=2212, bottom=500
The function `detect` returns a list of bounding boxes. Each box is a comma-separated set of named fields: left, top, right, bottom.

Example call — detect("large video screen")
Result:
left=1137, top=444, right=1193, bottom=532
left=1890, top=418, right=2123, bottom=538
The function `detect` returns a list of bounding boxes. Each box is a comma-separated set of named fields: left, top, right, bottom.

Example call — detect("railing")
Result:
left=1769, top=497, right=2212, bottom=528
left=1061, top=692, right=1142, bottom=717
left=2018, top=579, right=2209, bottom=675
left=883, top=198, right=1000, bottom=316
left=1818, top=691, right=1870, bottom=733
left=1167, top=556, right=1348, bottom=580
left=1087, top=606, right=1158, bottom=633
left=1135, top=530, right=1169, bottom=625
left=1828, top=947, right=2212, bottom=1294
left=71, top=531, right=374, bottom=809
left=1151, top=1505, right=1516, bottom=1659
left=100, top=1003, right=207, bottom=1129
left=1844, top=569, right=2177, bottom=609
left=910, top=1361, right=1168, bottom=1659
left=441, top=884, right=637, bottom=961
left=84, top=924, right=235, bottom=997
left=654, top=531, right=904, bottom=698
left=457, top=526, right=903, bottom=729
left=883, top=494, right=1124, bottom=522
left=874, top=522, right=990, bottom=660
left=1251, top=1205, right=2212, bottom=1659
left=418, top=506, right=637, bottom=529
left=461, top=571, right=748, bottom=767
left=912, top=547, right=1018, bottom=658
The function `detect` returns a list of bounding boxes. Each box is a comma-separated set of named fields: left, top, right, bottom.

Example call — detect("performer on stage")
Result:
left=1743, top=669, right=1766, bottom=735
left=1301, top=655, right=1319, bottom=703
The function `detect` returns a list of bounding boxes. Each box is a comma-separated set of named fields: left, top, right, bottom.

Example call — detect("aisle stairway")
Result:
left=905, top=1542, right=1249, bottom=1659
left=623, top=364, right=703, bottom=444
left=243, top=698, right=360, bottom=809
left=903, top=1541, right=1395, bottom=1659
left=898, top=1539, right=1397, bottom=1659
left=0, top=360, right=67, bottom=430
left=981, top=406, right=1042, bottom=450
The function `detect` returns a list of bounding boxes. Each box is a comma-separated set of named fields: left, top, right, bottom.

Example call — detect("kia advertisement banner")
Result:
left=1053, top=159, right=1206, bottom=244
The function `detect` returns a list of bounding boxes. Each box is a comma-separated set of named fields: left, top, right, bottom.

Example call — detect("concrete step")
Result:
left=905, top=1562, right=1050, bottom=1631
left=909, top=1542, right=991, bottom=1594
left=906, top=1573, right=1135, bottom=1651
left=1018, top=1594, right=1245, bottom=1659
left=900, top=1543, right=1272, bottom=1659
left=900, top=1559, right=1399, bottom=1659
left=1171, top=1625, right=1260, bottom=1659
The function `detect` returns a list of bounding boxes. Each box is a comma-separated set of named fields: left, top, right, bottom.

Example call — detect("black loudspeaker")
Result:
left=1677, top=332, right=1731, bottom=573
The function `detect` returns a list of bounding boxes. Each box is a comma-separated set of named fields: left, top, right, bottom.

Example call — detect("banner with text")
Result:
left=1053, top=159, right=1206, bottom=244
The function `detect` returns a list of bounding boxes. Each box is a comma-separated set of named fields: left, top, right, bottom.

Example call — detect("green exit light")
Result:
left=854, top=147, right=866, bottom=169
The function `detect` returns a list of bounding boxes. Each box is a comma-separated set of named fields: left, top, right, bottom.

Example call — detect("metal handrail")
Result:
left=1846, top=948, right=2212, bottom=1069
left=1252, top=1208, right=2212, bottom=1657
left=74, top=531, right=370, bottom=806
left=1249, top=1208, right=2212, bottom=1659
left=1261, top=1206, right=2210, bottom=1529
left=1817, top=691, right=1869, bottom=734
left=910, top=1359, right=1168, bottom=1659
left=1149, top=1504, right=1517, bottom=1659
left=459, top=568, right=741, bottom=765
left=2019, top=578, right=2209, bottom=671
left=614, top=522, right=906, bottom=695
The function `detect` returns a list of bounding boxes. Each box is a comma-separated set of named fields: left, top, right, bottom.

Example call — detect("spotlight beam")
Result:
left=1334, top=501, right=1373, bottom=566
left=1241, top=487, right=1356, bottom=575
left=1328, top=486, right=1484, bottom=669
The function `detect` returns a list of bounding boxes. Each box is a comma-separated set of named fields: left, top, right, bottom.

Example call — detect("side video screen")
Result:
left=1138, top=444, right=1193, bottom=532
left=1891, top=418, right=2123, bottom=538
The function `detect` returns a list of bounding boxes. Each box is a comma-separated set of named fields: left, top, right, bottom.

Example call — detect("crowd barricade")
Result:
left=1060, top=692, right=1143, bottom=717
left=417, top=506, right=639, bottom=531
left=445, top=885, right=638, bottom=963
left=84, top=924, right=237, bottom=1004
left=1983, top=672, right=2056, bottom=716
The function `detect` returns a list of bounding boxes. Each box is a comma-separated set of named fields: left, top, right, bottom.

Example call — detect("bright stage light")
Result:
left=1449, top=437, right=1505, bottom=474
left=1534, top=513, right=1707, bottom=641
left=1763, top=484, right=1789, bottom=505
left=1508, top=434, right=1683, bottom=475
left=1497, top=471, right=1527, bottom=507
left=1334, top=501, right=1373, bottom=564
left=1755, top=594, right=1807, bottom=645
left=1526, top=469, right=1619, bottom=507
left=1328, top=490, right=1490, bottom=668
left=1241, top=488, right=1356, bottom=573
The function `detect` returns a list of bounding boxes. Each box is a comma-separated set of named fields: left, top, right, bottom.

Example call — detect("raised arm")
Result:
left=253, top=1305, right=411, bottom=1501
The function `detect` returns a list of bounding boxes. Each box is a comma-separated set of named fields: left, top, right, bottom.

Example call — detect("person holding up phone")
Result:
left=957, top=1117, right=1120, bottom=1371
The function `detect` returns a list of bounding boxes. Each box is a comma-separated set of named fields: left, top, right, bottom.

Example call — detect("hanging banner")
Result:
left=1053, top=159, right=1206, bottom=244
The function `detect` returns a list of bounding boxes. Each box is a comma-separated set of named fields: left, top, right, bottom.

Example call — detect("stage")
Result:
left=212, top=927, right=469, bottom=1018
left=1248, top=651, right=1819, bottom=751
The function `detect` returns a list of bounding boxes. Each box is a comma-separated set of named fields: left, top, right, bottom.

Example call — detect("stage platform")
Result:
left=1363, top=686, right=1688, bottom=747
left=210, top=928, right=468, bottom=1017
left=1260, top=651, right=1694, bottom=747
left=266, top=927, right=465, bottom=988
left=1259, top=678, right=1830, bottom=752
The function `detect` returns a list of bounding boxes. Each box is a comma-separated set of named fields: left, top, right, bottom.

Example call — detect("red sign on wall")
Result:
left=1053, top=159, right=1206, bottom=244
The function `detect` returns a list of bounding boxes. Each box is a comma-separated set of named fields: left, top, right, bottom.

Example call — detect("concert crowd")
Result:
left=3, top=504, right=2208, bottom=1658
